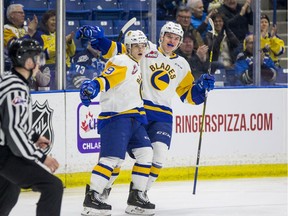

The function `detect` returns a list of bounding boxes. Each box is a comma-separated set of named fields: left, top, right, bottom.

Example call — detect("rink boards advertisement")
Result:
left=31, top=88, right=287, bottom=175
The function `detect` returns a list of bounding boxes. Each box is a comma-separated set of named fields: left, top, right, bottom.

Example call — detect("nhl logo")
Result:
left=32, top=100, right=54, bottom=155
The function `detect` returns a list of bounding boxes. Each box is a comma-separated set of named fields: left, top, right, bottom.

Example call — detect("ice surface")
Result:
left=10, top=177, right=288, bottom=216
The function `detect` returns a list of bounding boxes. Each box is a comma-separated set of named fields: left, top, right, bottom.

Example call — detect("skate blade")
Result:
left=125, top=205, right=155, bottom=216
left=81, top=206, right=111, bottom=216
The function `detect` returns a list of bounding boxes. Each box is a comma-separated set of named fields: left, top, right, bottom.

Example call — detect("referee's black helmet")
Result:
left=8, top=38, right=43, bottom=68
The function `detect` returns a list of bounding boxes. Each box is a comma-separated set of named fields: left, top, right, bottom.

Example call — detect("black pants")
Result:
left=0, top=146, right=63, bottom=216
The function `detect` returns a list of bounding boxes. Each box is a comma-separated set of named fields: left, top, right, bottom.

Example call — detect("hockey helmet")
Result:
left=159, top=22, right=184, bottom=44
left=8, top=38, right=45, bottom=68
left=124, top=30, right=148, bottom=51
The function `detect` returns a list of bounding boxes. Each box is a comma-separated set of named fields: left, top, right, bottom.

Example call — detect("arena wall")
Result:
left=31, top=88, right=288, bottom=187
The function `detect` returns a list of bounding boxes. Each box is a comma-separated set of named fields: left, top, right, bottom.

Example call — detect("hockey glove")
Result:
left=196, top=74, right=215, bottom=92
left=76, top=25, right=104, bottom=40
left=79, top=80, right=100, bottom=107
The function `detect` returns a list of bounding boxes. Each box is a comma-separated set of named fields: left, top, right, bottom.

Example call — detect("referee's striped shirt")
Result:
left=0, top=69, right=46, bottom=163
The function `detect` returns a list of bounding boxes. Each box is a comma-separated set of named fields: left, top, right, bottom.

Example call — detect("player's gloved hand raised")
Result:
left=196, top=74, right=215, bottom=92
left=79, top=80, right=100, bottom=107
left=75, top=25, right=104, bottom=40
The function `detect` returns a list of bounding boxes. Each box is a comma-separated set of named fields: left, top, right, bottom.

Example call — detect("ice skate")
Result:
left=125, top=188, right=155, bottom=215
left=99, top=187, right=112, bottom=201
left=81, top=185, right=112, bottom=216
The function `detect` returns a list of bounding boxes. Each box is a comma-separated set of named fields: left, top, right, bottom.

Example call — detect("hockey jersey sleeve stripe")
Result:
left=176, top=72, right=195, bottom=105
left=97, top=38, right=126, bottom=59
left=102, top=41, right=118, bottom=59
left=98, top=61, right=127, bottom=90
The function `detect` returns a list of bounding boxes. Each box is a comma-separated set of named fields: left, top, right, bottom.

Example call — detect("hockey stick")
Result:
left=117, top=17, right=137, bottom=42
left=272, top=0, right=277, bottom=26
left=193, top=18, right=215, bottom=195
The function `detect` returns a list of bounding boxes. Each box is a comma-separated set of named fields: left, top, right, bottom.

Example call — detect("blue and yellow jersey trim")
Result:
left=143, top=100, right=172, bottom=123
left=98, top=38, right=126, bottom=59
left=177, top=72, right=196, bottom=105
left=94, top=60, right=127, bottom=92
left=157, top=46, right=178, bottom=59
left=97, top=107, right=147, bottom=131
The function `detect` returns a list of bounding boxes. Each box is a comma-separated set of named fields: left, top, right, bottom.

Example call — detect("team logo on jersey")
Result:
left=150, top=70, right=170, bottom=90
left=32, top=100, right=54, bottom=155
left=132, top=64, right=138, bottom=74
left=145, top=51, right=158, bottom=58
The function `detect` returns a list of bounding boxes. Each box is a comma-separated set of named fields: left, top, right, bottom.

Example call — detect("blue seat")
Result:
left=213, top=69, right=226, bottom=87
left=10, top=0, right=48, bottom=9
left=80, top=20, right=117, bottom=40
left=275, top=68, right=288, bottom=85
left=10, top=0, right=48, bottom=19
left=120, top=0, right=150, bottom=20
left=48, top=0, right=91, bottom=20
left=83, top=0, right=124, bottom=20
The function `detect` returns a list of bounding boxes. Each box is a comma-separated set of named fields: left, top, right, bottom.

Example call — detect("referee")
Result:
left=0, top=38, right=63, bottom=216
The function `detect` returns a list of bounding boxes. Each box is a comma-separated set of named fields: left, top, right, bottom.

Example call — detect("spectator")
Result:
left=29, top=64, right=51, bottom=91
left=4, top=4, right=38, bottom=71
left=66, top=41, right=106, bottom=89
left=176, top=33, right=209, bottom=80
left=176, top=6, right=204, bottom=50
left=32, top=10, right=76, bottom=90
left=205, top=12, right=240, bottom=73
left=186, top=0, right=216, bottom=39
left=217, top=0, right=253, bottom=43
left=234, top=34, right=277, bottom=86
left=260, top=14, right=285, bottom=68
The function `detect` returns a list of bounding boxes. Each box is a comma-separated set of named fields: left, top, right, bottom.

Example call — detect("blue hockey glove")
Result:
left=196, top=74, right=215, bottom=92
left=76, top=25, right=104, bottom=40
left=79, top=80, right=100, bottom=107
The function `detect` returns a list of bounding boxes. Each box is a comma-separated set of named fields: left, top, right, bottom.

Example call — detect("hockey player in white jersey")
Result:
left=79, top=30, right=156, bottom=216
left=77, top=22, right=215, bottom=213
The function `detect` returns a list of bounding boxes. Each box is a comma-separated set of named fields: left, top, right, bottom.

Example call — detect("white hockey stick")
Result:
left=117, top=17, right=137, bottom=42
left=193, top=18, right=215, bottom=195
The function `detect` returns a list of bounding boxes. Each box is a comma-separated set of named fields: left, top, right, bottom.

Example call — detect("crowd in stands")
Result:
left=3, top=0, right=286, bottom=90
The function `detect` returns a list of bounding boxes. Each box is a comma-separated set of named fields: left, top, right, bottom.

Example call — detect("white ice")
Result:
left=10, top=177, right=288, bottom=216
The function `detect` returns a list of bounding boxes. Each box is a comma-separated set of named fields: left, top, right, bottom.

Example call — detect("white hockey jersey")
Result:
left=98, top=39, right=200, bottom=123
left=94, top=54, right=147, bottom=130
left=141, top=42, right=196, bottom=122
